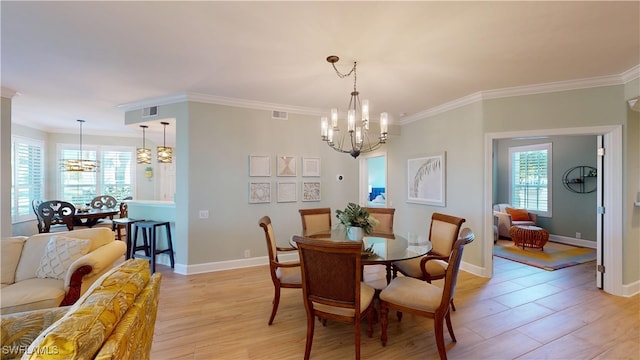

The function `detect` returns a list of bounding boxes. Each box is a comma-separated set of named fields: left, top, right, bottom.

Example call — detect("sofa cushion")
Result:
left=0, top=277, right=66, bottom=315
left=15, top=228, right=115, bottom=283
left=506, top=207, right=530, bottom=221
left=25, top=259, right=150, bottom=359
left=1, top=237, right=27, bottom=285
left=36, top=236, right=90, bottom=280
left=0, top=306, right=70, bottom=359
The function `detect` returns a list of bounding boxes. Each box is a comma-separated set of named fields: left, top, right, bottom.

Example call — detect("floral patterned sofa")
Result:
left=1, top=259, right=161, bottom=360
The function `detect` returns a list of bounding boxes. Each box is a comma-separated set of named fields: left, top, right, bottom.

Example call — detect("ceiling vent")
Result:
left=142, top=106, right=158, bottom=118
left=272, top=110, right=288, bottom=120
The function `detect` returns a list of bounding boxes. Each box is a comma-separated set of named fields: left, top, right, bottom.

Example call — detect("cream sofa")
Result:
left=493, top=203, right=538, bottom=239
left=1, top=259, right=161, bottom=360
left=1, top=228, right=126, bottom=315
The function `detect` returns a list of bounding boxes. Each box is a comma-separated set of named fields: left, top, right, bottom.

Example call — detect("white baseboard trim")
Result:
left=461, top=261, right=491, bottom=278
left=622, top=280, right=640, bottom=297
left=548, top=234, right=597, bottom=249
left=171, top=252, right=300, bottom=275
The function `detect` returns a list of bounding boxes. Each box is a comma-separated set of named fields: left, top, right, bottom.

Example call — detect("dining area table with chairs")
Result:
left=33, top=195, right=125, bottom=233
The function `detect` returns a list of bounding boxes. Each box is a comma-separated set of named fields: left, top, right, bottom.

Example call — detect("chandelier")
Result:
left=320, top=55, right=388, bottom=159
left=62, top=119, right=98, bottom=172
left=157, top=121, right=173, bottom=163
left=136, top=125, right=151, bottom=164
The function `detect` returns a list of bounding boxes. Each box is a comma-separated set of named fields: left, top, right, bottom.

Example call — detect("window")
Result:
left=59, top=145, right=134, bottom=204
left=11, top=136, right=44, bottom=223
left=509, top=143, right=552, bottom=217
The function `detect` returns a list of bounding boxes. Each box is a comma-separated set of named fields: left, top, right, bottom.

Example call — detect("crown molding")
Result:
left=399, top=92, right=483, bottom=125
left=620, top=64, right=640, bottom=84
left=1, top=87, right=19, bottom=99
left=117, top=92, right=189, bottom=112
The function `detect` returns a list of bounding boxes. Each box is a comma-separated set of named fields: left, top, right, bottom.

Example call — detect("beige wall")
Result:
left=1, top=96, right=12, bottom=237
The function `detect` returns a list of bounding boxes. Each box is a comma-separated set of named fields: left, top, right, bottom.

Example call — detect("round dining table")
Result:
left=291, top=227, right=432, bottom=284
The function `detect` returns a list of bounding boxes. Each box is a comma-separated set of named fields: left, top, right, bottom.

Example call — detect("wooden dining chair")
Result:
left=37, top=200, right=76, bottom=232
left=380, top=228, right=475, bottom=360
left=364, top=207, right=396, bottom=235
left=298, top=208, right=332, bottom=236
left=292, top=235, right=375, bottom=360
left=258, top=216, right=302, bottom=325
left=90, top=195, right=118, bottom=209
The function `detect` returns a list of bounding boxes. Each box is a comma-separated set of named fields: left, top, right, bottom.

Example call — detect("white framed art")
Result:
left=249, top=182, right=271, bottom=203
left=277, top=181, right=297, bottom=203
left=407, top=152, right=446, bottom=206
left=302, top=157, right=321, bottom=177
left=302, top=181, right=321, bottom=202
left=277, top=155, right=297, bottom=177
left=249, top=155, right=271, bottom=177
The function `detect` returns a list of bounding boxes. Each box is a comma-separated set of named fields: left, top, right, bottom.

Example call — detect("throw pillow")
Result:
left=506, top=207, right=531, bottom=221
left=36, top=236, right=90, bottom=280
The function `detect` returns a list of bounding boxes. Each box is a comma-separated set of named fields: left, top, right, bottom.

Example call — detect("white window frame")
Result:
left=508, top=142, right=552, bottom=217
left=57, top=143, right=136, bottom=204
left=11, top=135, right=45, bottom=223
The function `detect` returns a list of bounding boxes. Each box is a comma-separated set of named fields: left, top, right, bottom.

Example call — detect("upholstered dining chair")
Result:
left=393, top=212, right=465, bottom=309
left=258, top=216, right=302, bottom=325
left=364, top=207, right=396, bottom=235
left=292, top=235, right=375, bottom=360
left=379, top=228, right=475, bottom=360
left=298, top=208, right=332, bottom=236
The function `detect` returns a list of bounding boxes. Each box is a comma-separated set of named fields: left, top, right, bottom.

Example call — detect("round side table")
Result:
left=509, top=225, right=549, bottom=251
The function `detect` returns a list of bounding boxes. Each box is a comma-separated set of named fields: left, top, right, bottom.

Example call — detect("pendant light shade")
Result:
left=137, top=125, right=151, bottom=164
left=157, top=121, right=173, bottom=163
left=62, top=119, right=98, bottom=172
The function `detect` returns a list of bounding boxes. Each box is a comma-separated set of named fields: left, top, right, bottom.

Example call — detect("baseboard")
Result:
left=461, top=261, right=491, bottom=278
left=548, top=234, right=597, bottom=249
left=622, top=279, right=640, bottom=297
left=171, top=252, right=300, bottom=275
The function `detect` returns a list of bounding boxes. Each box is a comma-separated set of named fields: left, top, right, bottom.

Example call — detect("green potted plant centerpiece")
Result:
left=335, top=202, right=379, bottom=241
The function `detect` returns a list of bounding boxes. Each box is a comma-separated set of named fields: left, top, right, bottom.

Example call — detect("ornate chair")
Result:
left=393, top=212, right=465, bottom=309
left=36, top=200, right=77, bottom=233
left=292, top=235, right=375, bottom=360
left=379, top=228, right=475, bottom=360
left=32, top=199, right=46, bottom=233
left=364, top=207, right=395, bottom=235
left=298, top=207, right=332, bottom=236
left=90, top=195, right=118, bottom=209
left=258, top=216, right=301, bottom=325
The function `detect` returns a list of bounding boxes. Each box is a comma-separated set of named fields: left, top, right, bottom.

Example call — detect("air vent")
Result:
left=272, top=110, right=288, bottom=120
left=142, top=106, right=158, bottom=118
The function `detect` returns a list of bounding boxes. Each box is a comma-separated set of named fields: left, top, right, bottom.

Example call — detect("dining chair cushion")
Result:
left=392, top=257, right=449, bottom=279
left=304, top=214, right=331, bottom=235
left=36, top=236, right=90, bottom=280
left=430, top=221, right=461, bottom=256
left=379, top=276, right=443, bottom=313
left=312, top=282, right=375, bottom=317
left=275, top=266, right=302, bottom=284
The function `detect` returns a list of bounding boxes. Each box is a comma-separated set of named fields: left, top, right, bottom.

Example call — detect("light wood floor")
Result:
left=151, top=257, right=639, bottom=359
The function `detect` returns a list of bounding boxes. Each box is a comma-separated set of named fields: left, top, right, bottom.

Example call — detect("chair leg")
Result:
left=355, top=317, right=361, bottom=360
left=380, top=302, right=389, bottom=346
left=445, top=310, right=456, bottom=342
left=304, top=311, right=315, bottom=360
left=366, top=305, right=374, bottom=338
left=450, top=298, right=456, bottom=311
left=268, top=286, right=281, bottom=325
left=434, top=316, right=448, bottom=360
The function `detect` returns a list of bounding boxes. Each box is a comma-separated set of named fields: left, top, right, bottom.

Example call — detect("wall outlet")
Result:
left=576, top=232, right=582, bottom=239
left=244, top=249, right=251, bottom=258
left=199, top=210, right=209, bottom=219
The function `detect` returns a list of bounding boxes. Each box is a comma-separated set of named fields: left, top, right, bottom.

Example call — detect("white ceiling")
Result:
left=3, top=1, right=639, bottom=144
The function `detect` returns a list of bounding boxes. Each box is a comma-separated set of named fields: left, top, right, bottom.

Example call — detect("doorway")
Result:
left=484, top=125, right=623, bottom=296
left=359, top=152, right=387, bottom=207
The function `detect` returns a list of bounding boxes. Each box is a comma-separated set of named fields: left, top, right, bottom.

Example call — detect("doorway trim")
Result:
left=484, top=125, right=623, bottom=296
left=358, top=151, right=388, bottom=207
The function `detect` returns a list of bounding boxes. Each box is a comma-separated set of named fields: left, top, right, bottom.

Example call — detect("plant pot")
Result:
left=347, top=226, right=364, bottom=241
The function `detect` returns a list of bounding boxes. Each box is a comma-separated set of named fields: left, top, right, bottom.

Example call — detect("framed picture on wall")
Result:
left=302, top=181, right=321, bottom=202
left=249, top=182, right=271, bottom=203
left=277, top=181, right=297, bottom=203
left=277, top=155, right=297, bottom=177
left=302, top=157, right=321, bottom=177
left=249, top=155, right=271, bottom=177
left=407, top=152, right=446, bottom=206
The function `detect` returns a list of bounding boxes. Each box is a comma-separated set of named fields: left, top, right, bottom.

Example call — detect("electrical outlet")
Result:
left=199, top=210, right=209, bottom=219
left=576, top=232, right=582, bottom=239
left=244, top=249, right=251, bottom=258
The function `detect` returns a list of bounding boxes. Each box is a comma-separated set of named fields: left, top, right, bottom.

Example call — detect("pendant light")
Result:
left=62, top=119, right=98, bottom=172
left=157, top=121, right=173, bottom=163
left=136, top=125, right=151, bottom=164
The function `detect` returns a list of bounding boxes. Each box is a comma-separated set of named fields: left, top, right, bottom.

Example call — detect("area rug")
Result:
left=493, top=239, right=596, bottom=271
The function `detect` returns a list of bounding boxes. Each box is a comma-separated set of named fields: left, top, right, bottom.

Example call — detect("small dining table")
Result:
left=73, top=208, right=119, bottom=228
left=291, top=227, right=432, bottom=284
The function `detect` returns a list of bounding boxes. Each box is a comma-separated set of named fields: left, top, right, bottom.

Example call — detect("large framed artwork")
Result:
left=249, top=182, right=271, bottom=203
left=302, top=181, right=321, bottom=202
left=249, top=155, right=271, bottom=177
left=302, top=157, right=321, bottom=177
left=277, top=155, right=297, bottom=177
left=277, top=181, right=297, bottom=203
left=407, top=152, right=446, bottom=206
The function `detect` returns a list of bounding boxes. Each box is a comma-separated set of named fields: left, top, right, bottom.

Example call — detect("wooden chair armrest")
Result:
left=276, top=246, right=297, bottom=252
left=419, top=254, right=449, bottom=281
left=271, top=260, right=300, bottom=268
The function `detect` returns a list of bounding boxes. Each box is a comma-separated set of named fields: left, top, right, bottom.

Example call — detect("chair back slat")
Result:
left=364, top=207, right=395, bottom=235
left=429, top=212, right=466, bottom=256
left=299, top=208, right=332, bottom=236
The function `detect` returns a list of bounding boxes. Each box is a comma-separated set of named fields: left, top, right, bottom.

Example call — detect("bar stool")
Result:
left=112, top=218, right=143, bottom=259
left=131, top=220, right=175, bottom=273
